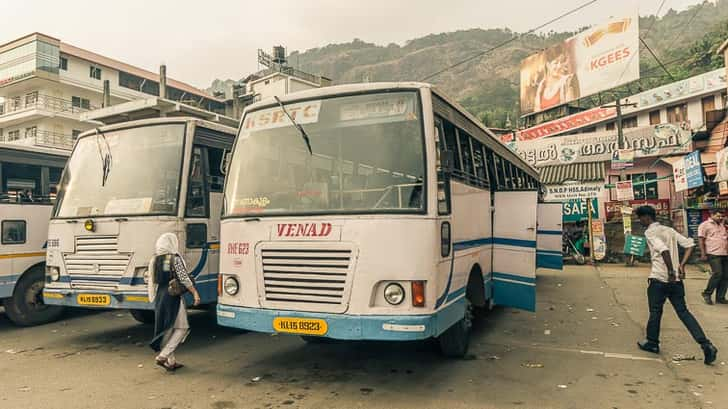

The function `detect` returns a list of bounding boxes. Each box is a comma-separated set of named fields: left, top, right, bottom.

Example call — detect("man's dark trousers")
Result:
left=704, top=255, right=728, bottom=301
left=647, top=279, right=709, bottom=345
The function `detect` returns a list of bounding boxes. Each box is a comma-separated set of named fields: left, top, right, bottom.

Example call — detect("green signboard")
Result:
left=562, top=198, right=599, bottom=222
left=624, top=235, right=647, bottom=256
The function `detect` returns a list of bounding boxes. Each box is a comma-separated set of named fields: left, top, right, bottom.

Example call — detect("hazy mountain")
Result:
left=210, top=1, right=728, bottom=127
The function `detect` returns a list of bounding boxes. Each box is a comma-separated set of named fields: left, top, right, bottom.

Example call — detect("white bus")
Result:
left=1, top=142, right=68, bottom=326
left=216, top=83, right=559, bottom=356
left=43, top=118, right=236, bottom=323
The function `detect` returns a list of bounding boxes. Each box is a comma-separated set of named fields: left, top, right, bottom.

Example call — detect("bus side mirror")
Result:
left=440, top=151, right=455, bottom=174
left=221, top=151, right=232, bottom=175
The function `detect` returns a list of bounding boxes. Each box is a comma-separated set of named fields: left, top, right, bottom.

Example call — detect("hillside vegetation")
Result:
left=211, top=1, right=728, bottom=127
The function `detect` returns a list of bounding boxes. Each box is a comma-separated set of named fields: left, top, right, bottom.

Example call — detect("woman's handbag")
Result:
left=166, top=255, right=195, bottom=297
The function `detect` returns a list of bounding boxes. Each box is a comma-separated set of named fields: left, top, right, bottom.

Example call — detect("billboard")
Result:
left=520, top=15, right=639, bottom=115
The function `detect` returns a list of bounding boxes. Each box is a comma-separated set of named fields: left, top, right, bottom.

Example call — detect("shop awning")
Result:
left=539, top=162, right=605, bottom=185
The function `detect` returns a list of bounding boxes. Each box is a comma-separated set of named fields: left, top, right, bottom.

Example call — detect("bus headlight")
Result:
left=46, top=266, right=60, bottom=282
left=224, top=276, right=239, bottom=296
left=384, top=283, right=405, bottom=305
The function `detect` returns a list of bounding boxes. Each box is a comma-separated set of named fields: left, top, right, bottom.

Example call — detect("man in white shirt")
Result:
left=635, top=206, right=717, bottom=365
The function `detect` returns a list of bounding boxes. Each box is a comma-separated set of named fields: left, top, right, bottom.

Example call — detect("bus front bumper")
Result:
left=216, top=299, right=465, bottom=341
left=42, top=288, right=153, bottom=310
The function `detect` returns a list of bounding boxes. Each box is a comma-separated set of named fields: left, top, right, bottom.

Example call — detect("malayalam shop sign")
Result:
left=512, top=123, right=690, bottom=167
left=514, top=107, right=617, bottom=141
left=544, top=182, right=603, bottom=202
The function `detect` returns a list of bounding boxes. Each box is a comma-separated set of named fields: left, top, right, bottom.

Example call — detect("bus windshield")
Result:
left=55, top=123, right=185, bottom=218
left=224, top=91, right=425, bottom=217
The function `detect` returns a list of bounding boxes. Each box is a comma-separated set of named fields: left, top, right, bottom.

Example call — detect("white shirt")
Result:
left=644, top=222, right=695, bottom=282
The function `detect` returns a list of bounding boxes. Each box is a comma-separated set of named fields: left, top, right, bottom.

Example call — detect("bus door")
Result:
left=492, top=191, right=537, bottom=311
left=183, top=146, right=215, bottom=303
left=537, top=203, right=563, bottom=271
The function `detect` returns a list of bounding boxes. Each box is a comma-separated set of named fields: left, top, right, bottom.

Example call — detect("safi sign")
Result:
left=673, top=151, right=703, bottom=192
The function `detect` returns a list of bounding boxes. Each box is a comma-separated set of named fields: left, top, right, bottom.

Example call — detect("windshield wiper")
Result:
left=274, top=96, right=312, bottom=155
left=94, top=128, right=113, bottom=187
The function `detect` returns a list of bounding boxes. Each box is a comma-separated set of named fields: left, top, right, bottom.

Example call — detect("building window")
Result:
left=59, top=56, right=68, bottom=71
left=630, top=172, right=658, bottom=200
left=2, top=220, right=27, bottom=244
left=667, top=103, right=688, bottom=124
left=649, top=110, right=661, bottom=125
left=119, top=71, right=160, bottom=96
left=7, top=130, right=20, bottom=141
left=89, top=65, right=102, bottom=80
left=622, top=116, right=638, bottom=129
left=25, top=91, right=38, bottom=106
left=71, top=96, right=91, bottom=110
left=606, top=122, right=615, bottom=131
left=72, top=129, right=82, bottom=139
left=25, top=126, right=37, bottom=138
left=581, top=126, right=597, bottom=133
left=702, top=95, right=716, bottom=125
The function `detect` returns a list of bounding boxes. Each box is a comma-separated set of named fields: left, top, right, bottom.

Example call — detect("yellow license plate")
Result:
left=77, top=294, right=111, bottom=306
left=272, top=317, right=328, bottom=336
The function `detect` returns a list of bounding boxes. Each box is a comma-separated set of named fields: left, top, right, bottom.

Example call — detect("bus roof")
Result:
left=244, top=82, right=538, bottom=181
left=77, top=116, right=238, bottom=141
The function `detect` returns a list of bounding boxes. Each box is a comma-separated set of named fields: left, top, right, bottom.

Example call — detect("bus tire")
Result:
left=3, top=266, right=64, bottom=326
left=437, top=297, right=473, bottom=358
left=129, top=309, right=155, bottom=324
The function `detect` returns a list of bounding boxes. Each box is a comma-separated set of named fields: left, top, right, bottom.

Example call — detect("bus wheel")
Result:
left=437, top=298, right=473, bottom=358
left=129, top=309, right=155, bottom=324
left=3, top=266, right=64, bottom=326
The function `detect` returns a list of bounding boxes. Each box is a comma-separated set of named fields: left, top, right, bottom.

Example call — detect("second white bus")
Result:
left=216, top=83, right=560, bottom=356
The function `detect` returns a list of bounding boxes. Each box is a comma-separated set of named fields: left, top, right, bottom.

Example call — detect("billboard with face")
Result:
left=520, top=15, right=639, bottom=115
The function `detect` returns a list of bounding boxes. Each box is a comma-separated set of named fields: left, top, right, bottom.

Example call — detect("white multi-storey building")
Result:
left=0, top=33, right=226, bottom=150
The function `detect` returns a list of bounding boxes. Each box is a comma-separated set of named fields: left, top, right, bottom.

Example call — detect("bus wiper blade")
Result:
left=274, top=96, right=312, bottom=155
left=94, top=128, right=113, bottom=187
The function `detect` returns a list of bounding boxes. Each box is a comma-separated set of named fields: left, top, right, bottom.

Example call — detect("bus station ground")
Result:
left=1, top=264, right=727, bottom=409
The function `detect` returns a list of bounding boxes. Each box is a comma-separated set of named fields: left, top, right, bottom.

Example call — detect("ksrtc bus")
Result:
left=43, top=118, right=236, bottom=323
left=216, top=82, right=561, bottom=356
left=1, top=142, right=68, bottom=326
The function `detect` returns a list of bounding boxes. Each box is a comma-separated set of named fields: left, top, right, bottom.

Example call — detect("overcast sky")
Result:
left=5, top=0, right=707, bottom=89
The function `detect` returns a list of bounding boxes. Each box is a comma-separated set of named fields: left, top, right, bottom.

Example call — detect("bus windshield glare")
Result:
left=55, top=124, right=185, bottom=218
left=224, top=91, right=425, bottom=216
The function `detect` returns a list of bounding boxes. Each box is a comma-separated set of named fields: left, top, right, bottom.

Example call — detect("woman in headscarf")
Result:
left=147, top=233, right=201, bottom=372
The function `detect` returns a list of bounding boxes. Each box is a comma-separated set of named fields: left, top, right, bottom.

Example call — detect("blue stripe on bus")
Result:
left=537, top=253, right=563, bottom=269
left=537, top=249, right=562, bottom=255
left=492, top=272, right=536, bottom=284
left=537, top=230, right=562, bottom=235
left=492, top=238, right=537, bottom=248
left=453, top=238, right=492, bottom=251
left=446, top=286, right=466, bottom=302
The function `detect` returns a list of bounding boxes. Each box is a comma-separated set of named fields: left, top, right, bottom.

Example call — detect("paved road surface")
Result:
left=1, top=264, right=726, bottom=409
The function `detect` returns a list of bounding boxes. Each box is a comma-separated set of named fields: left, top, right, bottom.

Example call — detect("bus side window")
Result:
left=185, top=146, right=208, bottom=218
left=456, top=129, right=474, bottom=179
left=471, top=139, right=488, bottom=187
left=186, top=223, right=207, bottom=248
left=2, top=220, right=26, bottom=244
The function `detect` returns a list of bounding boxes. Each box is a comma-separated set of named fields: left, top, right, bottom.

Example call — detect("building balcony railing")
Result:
left=0, top=93, right=98, bottom=117
left=1, top=130, right=74, bottom=150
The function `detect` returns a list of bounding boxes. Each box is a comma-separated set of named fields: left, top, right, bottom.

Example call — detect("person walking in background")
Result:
left=698, top=209, right=728, bottom=305
left=635, top=206, right=718, bottom=365
left=147, top=233, right=201, bottom=372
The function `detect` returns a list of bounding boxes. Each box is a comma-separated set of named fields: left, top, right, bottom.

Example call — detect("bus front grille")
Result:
left=259, top=245, right=354, bottom=313
left=63, top=235, right=131, bottom=286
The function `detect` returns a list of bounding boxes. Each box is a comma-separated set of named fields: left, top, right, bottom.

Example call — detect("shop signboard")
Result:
left=520, top=15, right=639, bottom=115
left=605, top=199, right=670, bottom=221
left=624, top=234, right=647, bottom=256
left=562, top=198, right=599, bottom=222
left=622, top=206, right=632, bottom=235
left=673, top=151, right=704, bottom=192
left=544, top=182, right=603, bottom=202
left=611, top=149, right=634, bottom=170
left=686, top=209, right=703, bottom=238
left=591, top=220, right=607, bottom=260
left=512, top=124, right=690, bottom=167
left=616, top=180, right=635, bottom=201
left=629, top=68, right=726, bottom=112
left=515, top=106, right=617, bottom=141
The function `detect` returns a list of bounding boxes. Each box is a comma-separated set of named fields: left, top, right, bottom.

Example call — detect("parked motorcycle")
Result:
left=563, top=226, right=587, bottom=265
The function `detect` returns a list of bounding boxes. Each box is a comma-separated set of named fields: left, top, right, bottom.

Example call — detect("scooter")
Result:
left=562, top=231, right=587, bottom=265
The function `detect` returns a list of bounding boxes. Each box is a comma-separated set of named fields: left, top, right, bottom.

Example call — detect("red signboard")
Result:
left=516, top=107, right=617, bottom=141
left=605, top=199, right=670, bottom=221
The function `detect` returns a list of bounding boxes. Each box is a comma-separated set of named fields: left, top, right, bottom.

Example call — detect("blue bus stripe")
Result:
left=537, top=230, right=562, bottom=235
left=537, top=249, right=562, bottom=255
left=492, top=238, right=537, bottom=248
left=446, top=286, right=466, bottom=302
left=492, top=272, right=536, bottom=284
